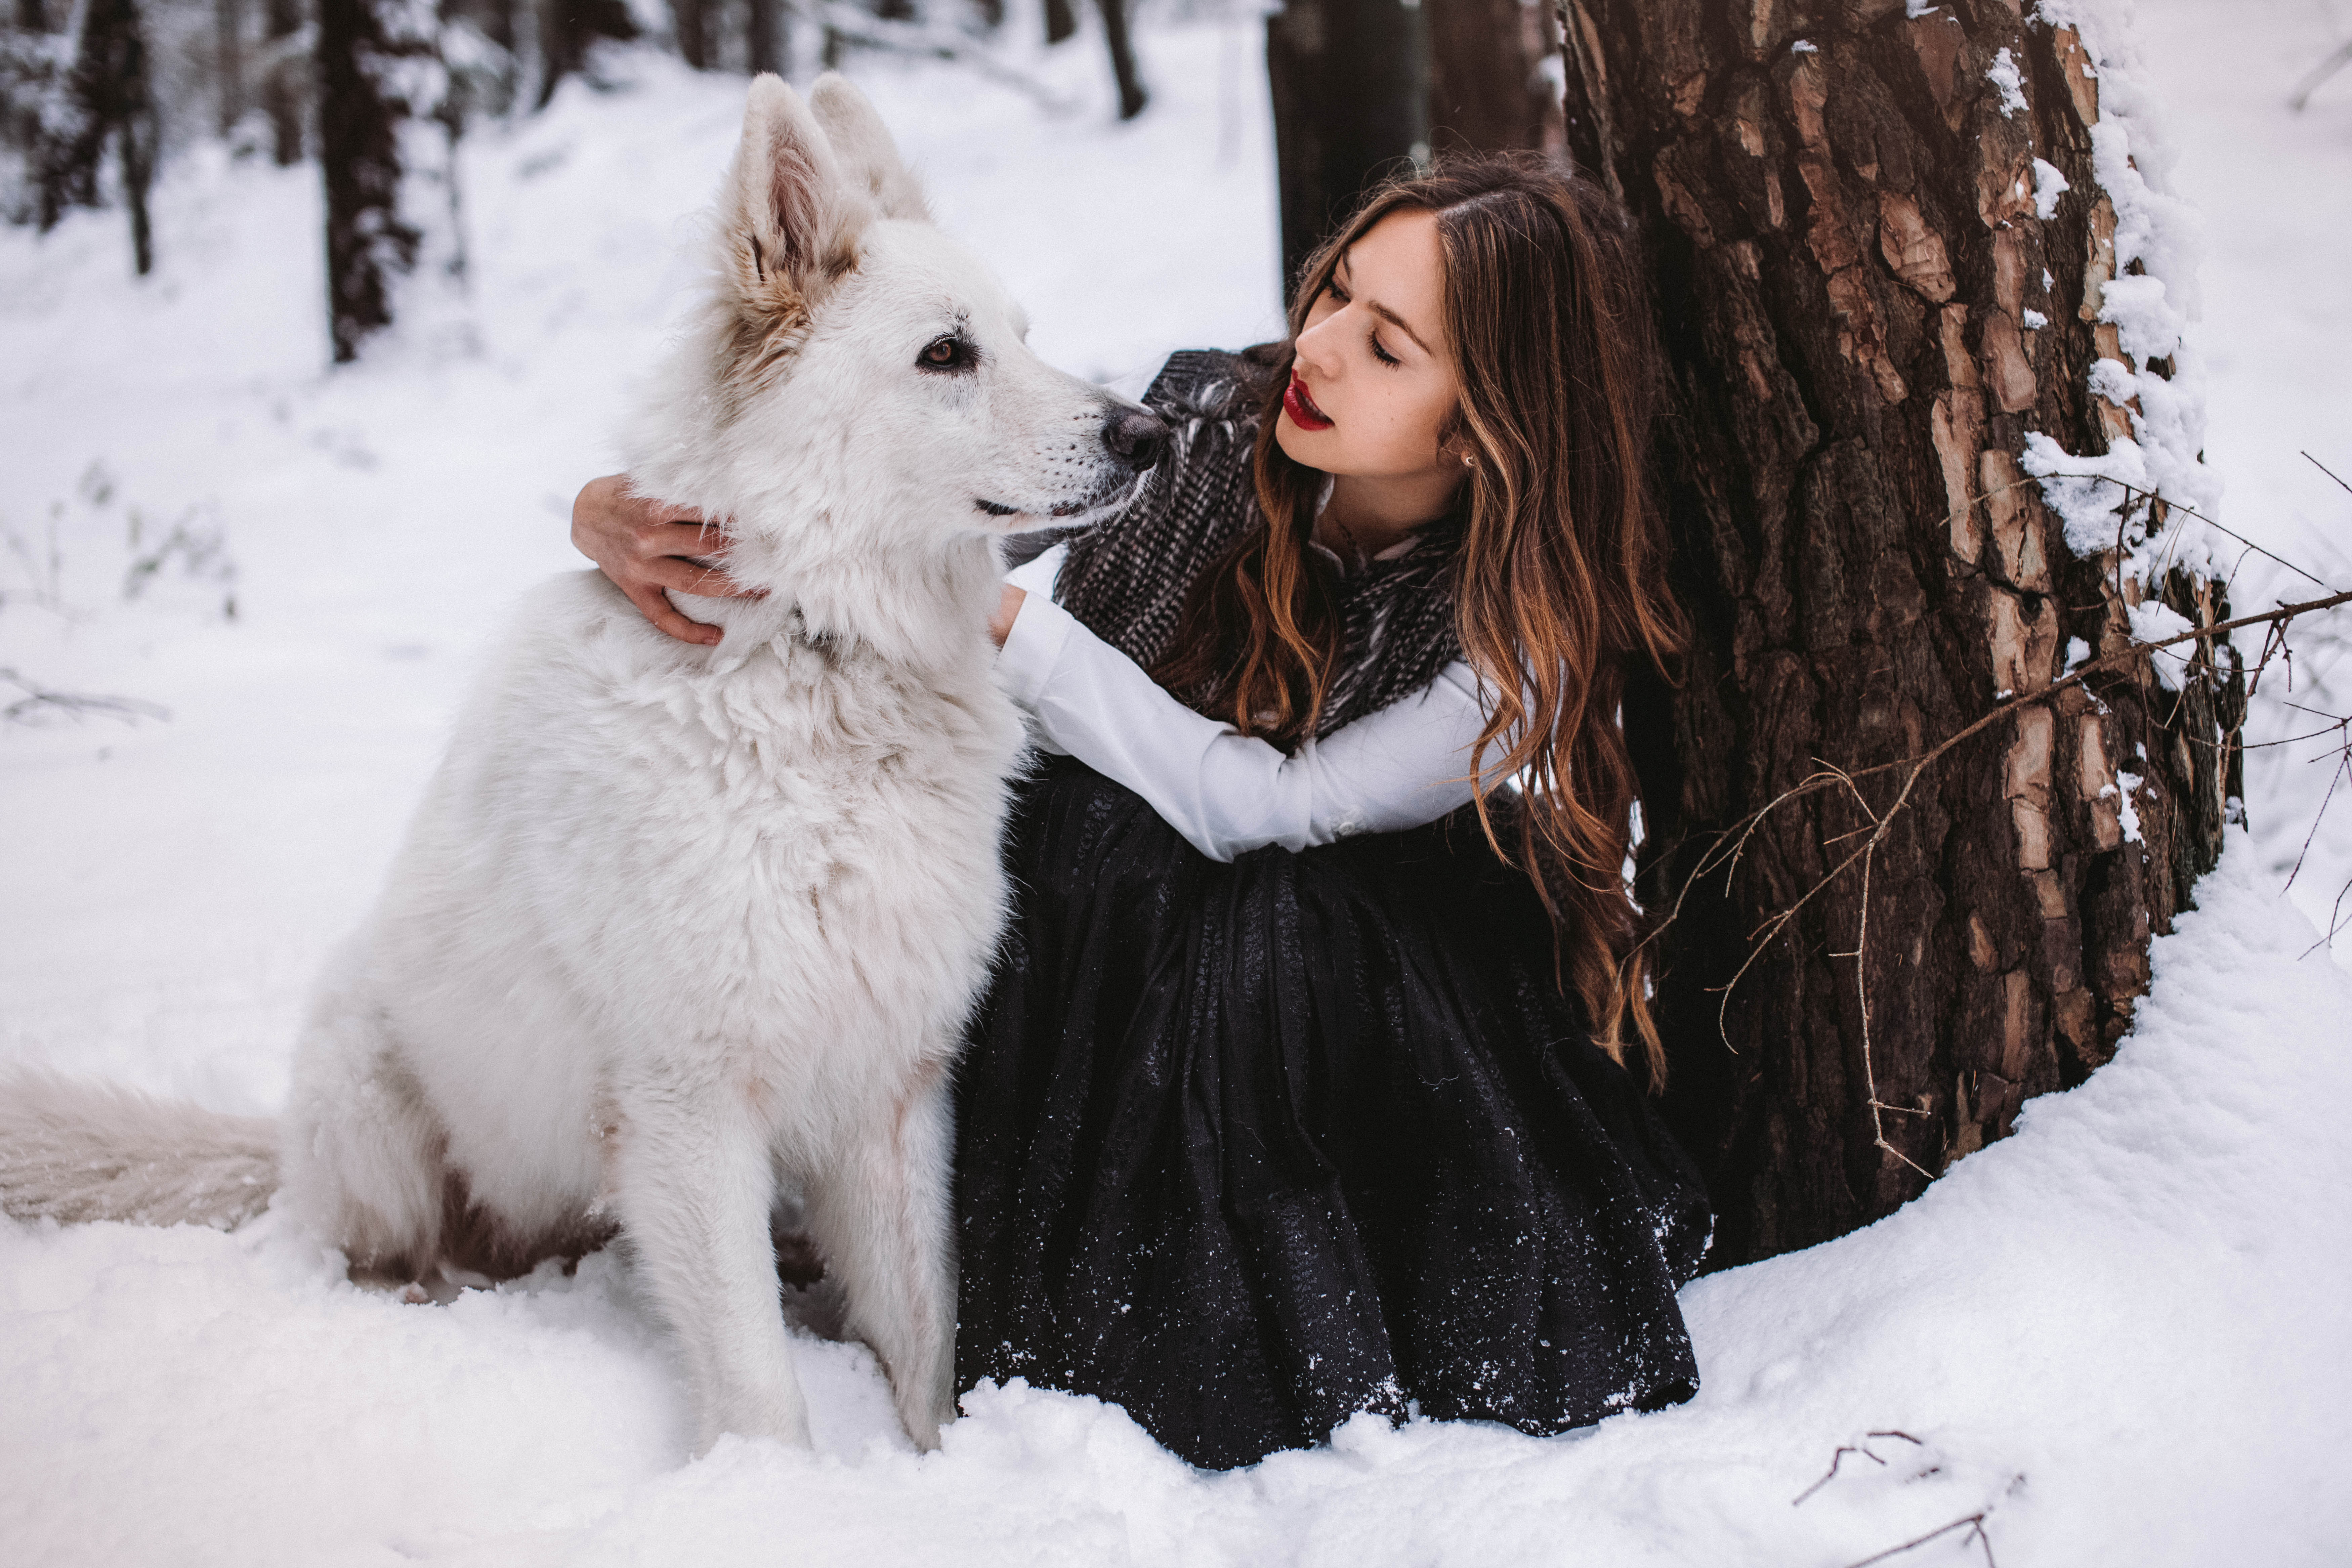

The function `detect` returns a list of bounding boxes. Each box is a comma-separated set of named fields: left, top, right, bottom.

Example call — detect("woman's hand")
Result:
left=570, top=474, right=763, bottom=646
left=989, top=584, right=1027, bottom=649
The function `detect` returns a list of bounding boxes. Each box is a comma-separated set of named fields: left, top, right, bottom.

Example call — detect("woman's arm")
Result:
left=571, top=474, right=765, bottom=647
left=993, top=577, right=1496, bottom=861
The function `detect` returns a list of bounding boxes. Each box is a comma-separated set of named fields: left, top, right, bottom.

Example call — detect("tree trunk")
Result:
left=44, top=0, right=159, bottom=274
left=669, top=0, right=706, bottom=69
left=215, top=0, right=247, bottom=135
left=1264, top=0, right=1425, bottom=289
left=1555, top=2, right=2243, bottom=1265
left=1043, top=0, right=1074, bottom=47
left=1096, top=0, right=1144, bottom=120
left=259, top=0, right=304, bottom=165
left=317, top=0, right=418, bottom=359
left=1426, top=0, right=1560, bottom=156
left=746, top=0, right=786, bottom=77
left=535, top=0, right=635, bottom=108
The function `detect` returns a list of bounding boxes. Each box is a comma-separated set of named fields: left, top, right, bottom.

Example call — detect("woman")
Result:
left=573, top=153, right=1711, bottom=1470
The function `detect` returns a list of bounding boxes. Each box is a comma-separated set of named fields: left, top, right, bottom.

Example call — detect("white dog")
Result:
left=0, top=73, right=1167, bottom=1456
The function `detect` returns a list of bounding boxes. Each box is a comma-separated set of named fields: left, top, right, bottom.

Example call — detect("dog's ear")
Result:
left=723, top=73, right=872, bottom=333
left=808, top=73, right=928, bottom=223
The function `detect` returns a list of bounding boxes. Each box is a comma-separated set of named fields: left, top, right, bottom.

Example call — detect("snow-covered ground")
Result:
left=1, top=4, right=2347, bottom=1565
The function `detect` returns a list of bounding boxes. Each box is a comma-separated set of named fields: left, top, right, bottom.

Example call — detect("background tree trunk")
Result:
left=1264, top=0, right=1424, bottom=290
left=1095, top=0, right=1144, bottom=120
left=534, top=0, right=635, bottom=108
left=1042, top=0, right=1074, bottom=47
left=1426, top=0, right=1560, bottom=156
left=259, top=0, right=305, bottom=165
left=214, top=0, right=246, bottom=134
left=668, top=0, right=706, bottom=69
left=1554, top=1, right=2244, bottom=1265
left=317, top=0, right=418, bottom=359
left=746, top=0, right=786, bottom=77
left=42, top=0, right=159, bottom=274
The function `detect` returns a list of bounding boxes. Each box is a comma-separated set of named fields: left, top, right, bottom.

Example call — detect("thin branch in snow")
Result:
left=1841, top=1512, right=1997, bottom=1568
left=2303, top=450, right=2352, bottom=498
left=1792, top=1428, right=1925, bottom=1507
left=0, top=667, right=170, bottom=726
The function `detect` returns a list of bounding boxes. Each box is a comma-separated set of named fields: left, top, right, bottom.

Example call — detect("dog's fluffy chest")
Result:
left=390, top=573, right=1025, bottom=1120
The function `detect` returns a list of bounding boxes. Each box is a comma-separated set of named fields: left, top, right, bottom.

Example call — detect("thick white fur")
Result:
left=0, top=74, right=1149, bottom=1457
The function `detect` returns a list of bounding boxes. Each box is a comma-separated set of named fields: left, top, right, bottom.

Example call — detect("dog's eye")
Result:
left=917, top=335, right=976, bottom=373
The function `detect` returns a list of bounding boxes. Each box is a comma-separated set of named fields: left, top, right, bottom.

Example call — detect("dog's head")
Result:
left=633, top=74, right=1167, bottom=563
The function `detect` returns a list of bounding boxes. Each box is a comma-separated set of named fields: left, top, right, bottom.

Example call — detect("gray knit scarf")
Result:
left=1046, top=347, right=1466, bottom=744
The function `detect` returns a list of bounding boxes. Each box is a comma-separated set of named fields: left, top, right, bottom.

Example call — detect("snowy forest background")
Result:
left=2, top=0, right=2349, bottom=1563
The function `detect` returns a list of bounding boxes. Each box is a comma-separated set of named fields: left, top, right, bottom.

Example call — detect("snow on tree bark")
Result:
left=1554, top=0, right=2244, bottom=1264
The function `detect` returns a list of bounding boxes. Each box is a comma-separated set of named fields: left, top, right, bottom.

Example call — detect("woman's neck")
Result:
left=1315, top=469, right=1466, bottom=563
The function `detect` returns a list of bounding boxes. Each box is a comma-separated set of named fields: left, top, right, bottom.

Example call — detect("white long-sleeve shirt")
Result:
left=997, top=545, right=1501, bottom=862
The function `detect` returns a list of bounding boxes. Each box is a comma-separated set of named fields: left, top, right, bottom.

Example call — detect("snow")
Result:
left=2024, top=0, right=2225, bottom=581
left=2031, top=154, right=2071, bottom=220
left=4, top=4, right=2352, bottom=1565
left=1989, top=47, right=2029, bottom=117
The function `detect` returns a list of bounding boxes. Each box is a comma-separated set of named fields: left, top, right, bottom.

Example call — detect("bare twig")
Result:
left=1793, top=1429, right=1925, bottom=1507
left=2305, top=450, right=2352, bottom=498
left=1843, top=1513, right=1997, bottom=1568
left=0, top=667, right=169, bottom=726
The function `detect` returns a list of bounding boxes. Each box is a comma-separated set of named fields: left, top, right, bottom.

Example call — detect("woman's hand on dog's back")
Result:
left=572, top=474, right=763, bottom=647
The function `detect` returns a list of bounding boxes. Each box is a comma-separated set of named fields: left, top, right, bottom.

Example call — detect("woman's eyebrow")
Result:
left=1362, top=298, right=1432, bottom=356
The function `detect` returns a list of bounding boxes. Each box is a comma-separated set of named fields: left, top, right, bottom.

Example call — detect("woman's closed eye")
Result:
left=1324, top=280, right=1403, bottom=368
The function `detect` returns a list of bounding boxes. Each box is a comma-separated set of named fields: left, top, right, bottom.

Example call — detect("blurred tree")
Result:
left=1042, top=0, right=1074, bottom=46
left=747, top=0, right=786, bottom=76
left=1552, top=2, right=2242, bottom=1264
left=670, top=0, right=707, bottom=68
left=38, top=0, right=160, bottom=274
left=1426, top=0, right=1559, bottom=156
left=317, top=0, right=421, bottom=357
left=215, top=0, right=247, bottom=134
left=1096, top=0, right=1141, bottom=120
left=535, top=0, right=635, bottom=108
left=254, top=0, right=306, bottom=164
left=1264, top=0, right=1422, bottom=288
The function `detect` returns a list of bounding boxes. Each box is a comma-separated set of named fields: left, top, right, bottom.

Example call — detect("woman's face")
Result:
left=1273, top=209, right=1464, bottom=481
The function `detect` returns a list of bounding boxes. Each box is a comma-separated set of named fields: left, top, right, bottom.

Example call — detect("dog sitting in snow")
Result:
left=0, top=73, right=1167, bottom=1455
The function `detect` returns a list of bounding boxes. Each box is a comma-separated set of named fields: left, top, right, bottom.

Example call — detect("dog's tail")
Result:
left=0, top=1069, right=278, bottom=1229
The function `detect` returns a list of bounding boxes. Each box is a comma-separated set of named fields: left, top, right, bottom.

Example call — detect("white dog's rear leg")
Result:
left=805, top=1063, right=957, bottom=1451
left=282, top=969, right=448, bottom=1278
left=612, top=1084, right=810, bottom=1454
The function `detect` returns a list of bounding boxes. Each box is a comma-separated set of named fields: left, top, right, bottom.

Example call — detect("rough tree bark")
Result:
left=1264, top=0, right=1424, bottom=288
left=1554, top=1, right=2244, bottom=1265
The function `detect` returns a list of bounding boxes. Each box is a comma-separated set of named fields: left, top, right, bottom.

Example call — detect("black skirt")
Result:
left=953, top=757, right=1712, bottom=1471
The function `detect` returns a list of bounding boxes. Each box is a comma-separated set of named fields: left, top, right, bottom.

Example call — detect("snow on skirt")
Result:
left=953, top=757, right=1713, bottom=1470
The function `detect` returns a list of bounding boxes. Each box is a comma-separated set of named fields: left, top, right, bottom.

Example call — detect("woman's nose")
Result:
left=1293, top=312, right=1342, bottom=379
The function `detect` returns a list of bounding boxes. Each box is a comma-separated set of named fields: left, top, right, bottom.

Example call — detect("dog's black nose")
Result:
left=1102, top=406, right=1171, bottom=473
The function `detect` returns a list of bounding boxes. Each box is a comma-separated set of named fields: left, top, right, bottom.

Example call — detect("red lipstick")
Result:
left=1283, top=374, right=1334, bottom=431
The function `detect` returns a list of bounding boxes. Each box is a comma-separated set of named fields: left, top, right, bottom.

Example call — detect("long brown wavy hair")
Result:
left=1153, top=153, right=1687, bottom=1086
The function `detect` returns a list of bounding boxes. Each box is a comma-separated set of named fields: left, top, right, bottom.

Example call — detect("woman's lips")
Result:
left=1283, top=374, right=1334, bottom=431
